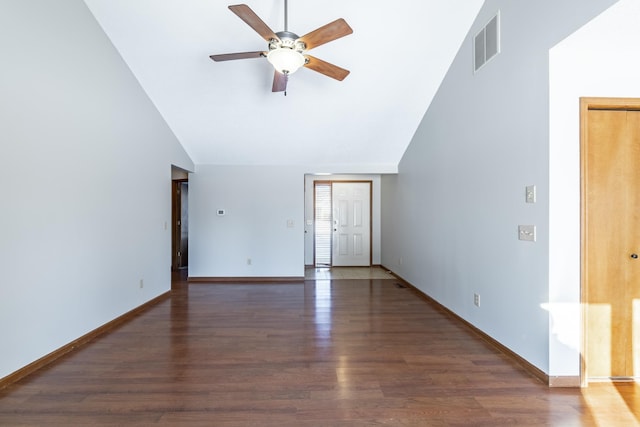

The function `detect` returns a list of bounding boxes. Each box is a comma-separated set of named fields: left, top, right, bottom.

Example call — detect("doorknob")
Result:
left=631, top=254, right=638, bottom=259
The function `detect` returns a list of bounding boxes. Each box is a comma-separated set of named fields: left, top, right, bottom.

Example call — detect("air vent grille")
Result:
left=474, top=12, right=500, bottom=72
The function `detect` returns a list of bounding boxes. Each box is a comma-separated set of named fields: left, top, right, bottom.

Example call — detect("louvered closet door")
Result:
left=314, top=182, right=332, bottom=266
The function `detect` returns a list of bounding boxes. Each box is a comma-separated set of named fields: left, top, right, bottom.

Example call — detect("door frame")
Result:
left=580, top=97, right=640, bottom=386
left=313, top=180, right=373, bottom=267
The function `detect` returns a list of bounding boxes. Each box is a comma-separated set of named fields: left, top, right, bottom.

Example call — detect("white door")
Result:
left=332, top=182, right=371, bottom=266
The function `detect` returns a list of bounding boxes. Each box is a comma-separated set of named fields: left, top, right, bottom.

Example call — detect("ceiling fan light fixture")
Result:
left=267, top=47, right=305, bottom=75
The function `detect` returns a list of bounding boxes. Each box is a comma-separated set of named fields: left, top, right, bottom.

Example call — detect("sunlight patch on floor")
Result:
left=305, top=266, right=395, bottom=280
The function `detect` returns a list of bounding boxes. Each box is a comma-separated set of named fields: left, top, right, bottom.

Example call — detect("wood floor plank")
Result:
left=0, top=274, right=639, bottom=425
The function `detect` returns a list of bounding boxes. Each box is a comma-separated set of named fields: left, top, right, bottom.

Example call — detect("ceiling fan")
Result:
left=210, top=1, right=353, bottom=93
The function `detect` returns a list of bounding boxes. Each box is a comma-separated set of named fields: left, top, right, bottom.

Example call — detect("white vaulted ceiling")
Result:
left=84, top=0, right=484, bottom=171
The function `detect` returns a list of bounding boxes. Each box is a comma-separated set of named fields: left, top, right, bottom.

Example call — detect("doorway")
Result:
left=581, top=97, right=640, bottom=384
left=313, top=181, right=372, bottom=267
left=172, top=179, right=189, bottom=271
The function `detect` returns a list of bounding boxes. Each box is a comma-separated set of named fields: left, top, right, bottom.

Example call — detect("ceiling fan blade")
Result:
left=304, top=55, right=350, bottom=81
left=228, top=4, right=279, bottom=42
left=209, top=51, right=265, bottom=62
left=298, top=18, right=353, bottom=50
left=272, top=71, right=288, bottom=92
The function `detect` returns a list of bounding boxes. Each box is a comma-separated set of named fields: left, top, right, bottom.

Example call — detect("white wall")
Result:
left=381, top=0, right=618, bottom=374
left=0, top=0, right=193, bottom=380
left=304, top=175, right=382, bottom=266
left=189, top=165, right=305, bottom=278
left=548, top=0, right=640, bottom=376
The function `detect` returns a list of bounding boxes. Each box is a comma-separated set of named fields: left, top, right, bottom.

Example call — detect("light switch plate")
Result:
left=525, top=185, right=536, bottom=203
left=518, top=225, right=536, bottom=242
left=526, top=185, right=536, bottom=203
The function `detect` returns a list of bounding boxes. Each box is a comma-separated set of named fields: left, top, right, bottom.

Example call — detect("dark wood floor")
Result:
left=1, top=273, right=639, bottom=426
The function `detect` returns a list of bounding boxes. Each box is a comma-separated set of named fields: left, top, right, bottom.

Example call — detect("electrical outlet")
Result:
left=247, top=258, right=252, bottom=265
left=474, top=293, right=480, bottom=307
left=139, top=279, right=144, bottom=289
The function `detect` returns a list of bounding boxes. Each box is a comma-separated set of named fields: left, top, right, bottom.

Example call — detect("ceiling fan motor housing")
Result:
left=269, top=31, right=306, bottom=52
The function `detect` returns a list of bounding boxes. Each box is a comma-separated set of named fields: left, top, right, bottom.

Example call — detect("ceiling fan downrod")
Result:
left=284, top=0, right=288, bottom=32
left=284, top=0, right=289, bottom=96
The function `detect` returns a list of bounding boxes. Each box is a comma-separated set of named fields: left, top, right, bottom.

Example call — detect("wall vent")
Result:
left=474, top=11, right=500, bottom=72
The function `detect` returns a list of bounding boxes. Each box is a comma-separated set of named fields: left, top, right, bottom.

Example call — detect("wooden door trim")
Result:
left=580, top=97, right=640, bottom=387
